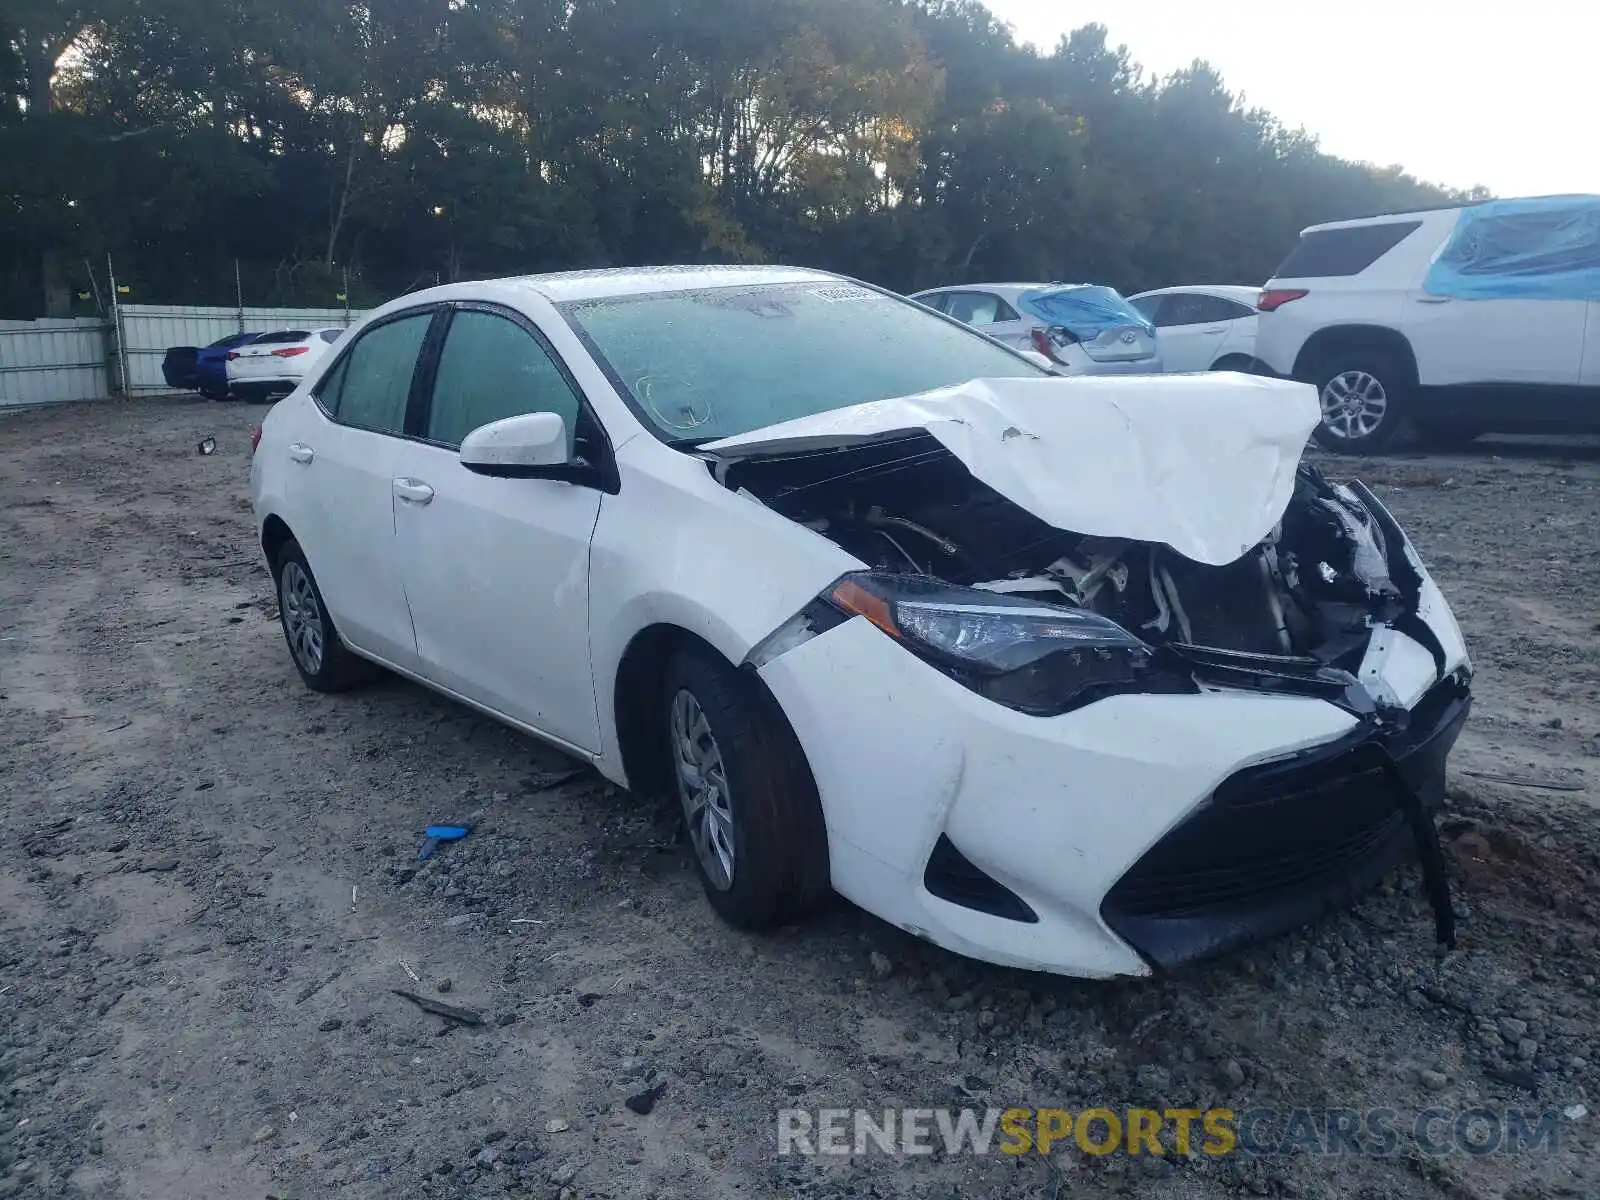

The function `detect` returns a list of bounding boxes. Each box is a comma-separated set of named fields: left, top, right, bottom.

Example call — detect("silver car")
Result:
left=909, top=282, right=1163, bottom=375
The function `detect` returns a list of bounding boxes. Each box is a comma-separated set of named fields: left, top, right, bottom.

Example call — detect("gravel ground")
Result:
left=1, top=397, right=1597, bottom=1200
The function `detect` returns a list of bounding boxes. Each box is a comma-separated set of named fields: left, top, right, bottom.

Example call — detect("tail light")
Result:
left=271, top=346, right=310, bottom=358
left=226, top=351, right=240, bottom=361
left=249, top=425, right=262, bottom=454
left=1257, top=288, right=1308, bottom=313
left=1030, top=325, right=1078, bottom=365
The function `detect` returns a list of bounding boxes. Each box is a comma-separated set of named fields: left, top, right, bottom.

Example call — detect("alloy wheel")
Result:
left=670, top=688, right=736, bottom=891
left=280, top=561, right=325, bottom=675
left=1319, top=370, right=1389, bottom=440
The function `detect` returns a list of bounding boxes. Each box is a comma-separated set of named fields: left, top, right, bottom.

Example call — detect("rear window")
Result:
left=1272, top=221, right=1423, bottom=279
left=254, top=330, right=312, bottom=345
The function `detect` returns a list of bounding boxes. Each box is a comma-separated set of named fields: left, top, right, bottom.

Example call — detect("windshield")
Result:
left=561, top=281, right=1047, bottom=442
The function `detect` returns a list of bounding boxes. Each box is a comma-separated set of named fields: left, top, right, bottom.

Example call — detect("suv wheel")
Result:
left=661, top=644, right=830, bottom=929
left=1311, top=352, right=1408, bottom=454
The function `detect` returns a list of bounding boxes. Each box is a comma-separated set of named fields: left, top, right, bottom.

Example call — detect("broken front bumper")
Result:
left=1100, top=672, right=1470, bottom=970
left=757, top=606, right=1470, bottom=979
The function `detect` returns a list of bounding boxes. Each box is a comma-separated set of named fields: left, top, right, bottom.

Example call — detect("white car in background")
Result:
left=250, top=266, right=1472, bottom=979
left=909, top=283, right=1162, bottom=375
left=1127, top=286, right=1261, bottom=374
left=1255, top=196, right=1600, bottom=453
left=228, top=328, right=345, bottom=402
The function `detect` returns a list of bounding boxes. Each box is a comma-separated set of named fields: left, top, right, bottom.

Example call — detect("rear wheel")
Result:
left=662, top=644, right=830, bottom=929
left=1310, top=351, right=1409, bottom=454
left=274, top=539, right=378, bottom=692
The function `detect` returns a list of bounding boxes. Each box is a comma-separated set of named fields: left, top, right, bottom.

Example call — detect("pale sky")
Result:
left=981, top=0, right=1599, bottom=198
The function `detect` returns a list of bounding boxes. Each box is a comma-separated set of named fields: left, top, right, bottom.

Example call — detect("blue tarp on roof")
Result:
left=1016, top=284, right=1155, bottom=337
left=1423, top=195, right=1600, bottom=301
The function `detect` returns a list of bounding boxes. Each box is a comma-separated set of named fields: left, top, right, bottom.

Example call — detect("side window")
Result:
left=946, top=292, right=1004, bottom=326
left=323, top=312, right=432, bottom=434
left=319, top=329, right=342, bottom=344
left=912, top=292, right=948, bottom=313
left=1128, top=295, right=1165, bottom=323
left=315, top=354, right=350, bottom=411
left=1156, top=293, right=1207, bottom=327
left=425, top=310, right=583, bottom=452
left=1211, top=297, right=1258, bottom=321
left=993, top=297, right=1022, bottom=322
left=1156, top=293, right=1251, bottom=326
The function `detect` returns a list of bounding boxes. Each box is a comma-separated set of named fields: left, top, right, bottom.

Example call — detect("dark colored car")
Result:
left=161, top=332, right=262, bottom=400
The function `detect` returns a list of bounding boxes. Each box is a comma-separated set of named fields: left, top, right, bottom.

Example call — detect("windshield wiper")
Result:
left=664, top=435, right=717, bottom=450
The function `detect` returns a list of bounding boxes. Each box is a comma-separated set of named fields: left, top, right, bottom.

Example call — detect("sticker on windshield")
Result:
left=808, top=284, right=875, bottom=303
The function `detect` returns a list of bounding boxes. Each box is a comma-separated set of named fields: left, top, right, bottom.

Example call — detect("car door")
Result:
left=944, top=291, right=1031, bottom=349
left=389, top=304, right=606, bottom=753
left=285, top=309, right=436, bottom=670
left=1149, top=293, right=1236, bottom=372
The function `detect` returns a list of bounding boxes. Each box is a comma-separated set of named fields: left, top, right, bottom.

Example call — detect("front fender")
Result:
left=587, top=437, right=861, bottom=782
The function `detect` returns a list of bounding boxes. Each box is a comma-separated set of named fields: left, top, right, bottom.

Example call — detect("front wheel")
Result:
left=662, top=645, right=830, bottom=930
left=1311, top=353, right=1408, bottom=454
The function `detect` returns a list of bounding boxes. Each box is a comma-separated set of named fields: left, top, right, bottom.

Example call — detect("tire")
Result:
left=1309, top=350, right=1409, bottom=454
left=661, top=644, right=830, bottom=929
left=273, top=539, right=377, bottom=693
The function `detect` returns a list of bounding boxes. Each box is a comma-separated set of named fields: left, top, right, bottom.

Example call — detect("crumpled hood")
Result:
left=700, top=373, right=1321, bottom=566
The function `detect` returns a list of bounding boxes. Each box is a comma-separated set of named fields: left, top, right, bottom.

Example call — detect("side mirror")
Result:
left=460, top=412, right=569, bottom=478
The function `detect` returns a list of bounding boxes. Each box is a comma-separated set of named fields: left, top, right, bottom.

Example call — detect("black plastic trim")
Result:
left=924, top=834, right=1039, bottom=924
left=1101, top=676, right=1471, bottom=971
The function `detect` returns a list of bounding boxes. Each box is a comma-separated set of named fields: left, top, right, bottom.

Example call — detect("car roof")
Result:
left=1129, top=285, right=1260, bottom=304
left=913, top=282, right=1049, bottom=296
left=508, top=265, right=840, bottom=303
left=1298, top=207, right=1463, bottom=235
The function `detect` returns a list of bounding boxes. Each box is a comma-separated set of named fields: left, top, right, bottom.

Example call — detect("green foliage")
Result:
left=0, top=0, right=1469, bottom=316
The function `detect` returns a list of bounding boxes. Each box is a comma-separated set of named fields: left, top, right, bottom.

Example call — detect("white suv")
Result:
left=1255, top=197, right=1600, bottom=453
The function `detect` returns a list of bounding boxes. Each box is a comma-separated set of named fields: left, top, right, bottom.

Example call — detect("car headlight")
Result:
left=825, top=572, right=1195, bottom=716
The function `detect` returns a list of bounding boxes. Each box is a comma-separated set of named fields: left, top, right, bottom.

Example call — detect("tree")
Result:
left=0, top=0, right=1476, bottom=317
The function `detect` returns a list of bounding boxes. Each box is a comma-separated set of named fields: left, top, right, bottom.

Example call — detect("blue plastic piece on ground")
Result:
left=1422, top=195, right=1600, bottom=301
left=417, top=823, right=473, bottom=860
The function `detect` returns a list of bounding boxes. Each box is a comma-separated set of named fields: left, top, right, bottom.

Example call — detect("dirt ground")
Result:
left=1, top=397, right=1597, bottom=1200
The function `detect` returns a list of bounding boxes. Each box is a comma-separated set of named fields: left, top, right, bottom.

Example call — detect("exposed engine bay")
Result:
left=718, top=431, right=1443, bottom=684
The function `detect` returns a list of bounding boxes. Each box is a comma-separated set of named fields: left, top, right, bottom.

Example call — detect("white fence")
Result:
left=0, top=318, right=109, bottom=407
left=0, top=304, right=371, bottom=408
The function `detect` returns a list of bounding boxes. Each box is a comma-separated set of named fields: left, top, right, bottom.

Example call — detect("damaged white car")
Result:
left=250, top=266, right=1473, bottom=979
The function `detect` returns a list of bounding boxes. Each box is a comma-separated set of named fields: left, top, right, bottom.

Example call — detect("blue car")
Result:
left=161, top=332, right=263, bottom=400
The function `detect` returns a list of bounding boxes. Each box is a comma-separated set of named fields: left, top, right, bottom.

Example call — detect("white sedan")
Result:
left=251, top=266, right=1473, bottom=978
left=227, top=327, right=344, bottom=401
left=1127, top=285, right=1261, bottom=374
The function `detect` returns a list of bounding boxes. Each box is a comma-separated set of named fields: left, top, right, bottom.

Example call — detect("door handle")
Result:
left=1202, top=326, right=1226, bottom=334
left=1416, top=295, right=1453, bottom=304
left=288, top=443, right=315, bottom=464
left=393, top=478, right=435, bottom=505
